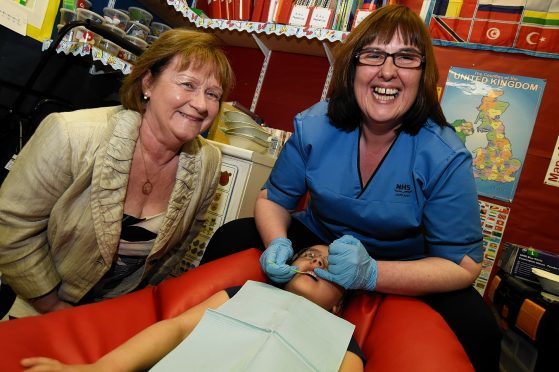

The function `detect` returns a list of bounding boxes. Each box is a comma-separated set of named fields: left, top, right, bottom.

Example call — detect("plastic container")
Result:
left=146, top=35, right=159, bottom=44
left=98, top=39, right=121, bottom=56
left=128, top=6, right=153, bottom=26
left=532, top=268, right=559, bottom=295
left=59, top=8, right=77, bottom=25
left=76, top=8, right=104, bottom=24
left=149, top=22, right=171, bottom=36
left=220, top=130, right=270, bottom=153
left=102, top=24, right=126, bottom=38
left=125, top=21, right=150, bottom=40
left=223, top=110, right=259, bottom=125
left=102, top=7, right=129, bottom=31
left=118, top=49, right=138, bottom=62
left=56, top=24, right=75, bottom=42
left=72, top=26, right=102, bottom=47
left=125, top=35, right=148, bottom=51
left=223, top=126, right=271, bottom=143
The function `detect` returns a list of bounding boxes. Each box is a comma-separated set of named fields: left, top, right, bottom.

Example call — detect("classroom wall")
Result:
left=220, top=5, right=559, bottom=262
left=434, top=46, right=559, bottom=257
left=1, top=0, right=557, bottom=262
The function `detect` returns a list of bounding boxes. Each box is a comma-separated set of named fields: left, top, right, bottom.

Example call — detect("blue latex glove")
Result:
left=314, top=235, right=377, bottom=291
left=259, top=237, right=297, bottom=283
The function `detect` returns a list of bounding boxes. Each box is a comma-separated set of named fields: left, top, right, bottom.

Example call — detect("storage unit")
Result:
left=488, top=271, right=559, bottom=371
left=172, top=140, right=276, bottom=274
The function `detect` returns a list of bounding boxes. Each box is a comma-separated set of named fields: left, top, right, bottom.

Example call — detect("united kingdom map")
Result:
left=441, top=67, right=545, bottom=201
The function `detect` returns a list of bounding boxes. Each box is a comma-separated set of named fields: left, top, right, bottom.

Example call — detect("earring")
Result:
left=143, top=93, right=149, bottom=101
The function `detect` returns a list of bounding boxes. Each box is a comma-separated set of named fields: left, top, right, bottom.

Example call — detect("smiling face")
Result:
left=141, top=55, right=223, bottom=147
left=354, top=31, right=423, bottom=131
left=283, top=245, right=345, bottom=313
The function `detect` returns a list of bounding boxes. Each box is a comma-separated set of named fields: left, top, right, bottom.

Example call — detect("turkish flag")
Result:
left=515, top=25, right=559, bottom=54
left=469, top=20, right=518, bottom=47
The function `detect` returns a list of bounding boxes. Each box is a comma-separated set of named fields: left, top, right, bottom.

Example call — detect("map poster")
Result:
left=441, top=67, right=546, bottom=202
left=474, top=200, right=511, bottom=296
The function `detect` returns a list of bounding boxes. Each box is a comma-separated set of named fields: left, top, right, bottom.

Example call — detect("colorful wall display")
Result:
left=422, top=0, right=559, bottom=60
left=441, top=67, right=545, bottom=202
left=475, top=200, right=511, bottom=295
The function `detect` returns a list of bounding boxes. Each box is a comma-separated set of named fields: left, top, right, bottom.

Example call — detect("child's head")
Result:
left=284, top=245, right=345, bottom=314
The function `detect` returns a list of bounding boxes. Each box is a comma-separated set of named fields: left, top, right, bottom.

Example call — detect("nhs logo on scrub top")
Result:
left=394, top=183, right=412, bottom=197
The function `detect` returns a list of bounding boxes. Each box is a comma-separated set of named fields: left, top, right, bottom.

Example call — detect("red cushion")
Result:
left=0, top=249, right=474, bottom=371
left=0, top=288, right=157, bottom=371
left=362, top=295, right=474, bottom=372
left=156, top=248, right=267, bottom=319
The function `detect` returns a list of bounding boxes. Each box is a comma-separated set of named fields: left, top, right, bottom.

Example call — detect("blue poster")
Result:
left=441, top=67, right=546, bottom=202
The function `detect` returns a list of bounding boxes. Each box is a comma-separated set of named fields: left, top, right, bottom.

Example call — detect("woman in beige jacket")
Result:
left=0, top=29, right=234, bottom=317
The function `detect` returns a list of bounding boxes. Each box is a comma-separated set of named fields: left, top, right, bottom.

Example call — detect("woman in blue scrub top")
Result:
left=202, top=5, right=500, bottom=371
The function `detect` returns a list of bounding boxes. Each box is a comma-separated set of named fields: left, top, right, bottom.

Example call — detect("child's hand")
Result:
left=21, top=357, right=93, bottom=371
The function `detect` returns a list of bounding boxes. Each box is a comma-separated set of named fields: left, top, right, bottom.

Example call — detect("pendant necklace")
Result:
left=138, top=138, right=154, bottom=195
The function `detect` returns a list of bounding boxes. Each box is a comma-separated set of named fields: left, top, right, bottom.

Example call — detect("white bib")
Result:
left=151, top=280, right=355, bottom=371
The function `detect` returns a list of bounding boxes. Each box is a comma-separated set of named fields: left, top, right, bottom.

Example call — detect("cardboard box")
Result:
left=498, top=243, right=559, bottom=284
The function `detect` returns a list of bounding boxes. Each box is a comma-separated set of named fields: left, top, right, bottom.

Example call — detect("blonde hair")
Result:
left=120, top=29, right=235, bottom=112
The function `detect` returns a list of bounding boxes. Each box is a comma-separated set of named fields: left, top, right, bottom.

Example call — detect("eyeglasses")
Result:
left=296, top=249, right=329, bottom=268
left=355, top=48, right=425, bottom=69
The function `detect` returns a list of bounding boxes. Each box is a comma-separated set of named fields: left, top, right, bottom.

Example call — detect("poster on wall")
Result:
left=421, top=0, right=559, bottom=60
left=0, top=0, right=59, bottom=41
left=475, top=200, right=511, bottom=296
left=441, top=67, right=545, bottom=202
left=544, top=136, right=559, bottom=187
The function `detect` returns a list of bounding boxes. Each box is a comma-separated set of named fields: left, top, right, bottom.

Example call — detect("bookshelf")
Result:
left=134, top=0, right=423, bottom=125
left=138, top=0, right=341, bottom=111
left=137, top=0, right=345, bottom=57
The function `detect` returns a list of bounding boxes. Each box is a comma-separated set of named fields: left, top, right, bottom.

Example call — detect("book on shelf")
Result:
left=220, top=0, right=228, bottom=19
left=308, top=5, right=335, bottom=29
left=251, top=0, right=266, bottom=21
left=226, top=0, right=234, bottom=20
left=208, top=0, right=221, bottom=18
left=264, top=0, right=281, bottom=22
left=352, top=8, right=373, bottom=29
left=233, top=0, right=252, bottom=20
left=288, top=3, right=312, bottom=26
left=274, top=0, right=295, bottom=24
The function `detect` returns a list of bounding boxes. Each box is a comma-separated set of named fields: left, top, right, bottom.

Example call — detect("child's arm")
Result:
left=339, top=350, right=364, bottom=372
left=21, top=290, right=230, bottom=372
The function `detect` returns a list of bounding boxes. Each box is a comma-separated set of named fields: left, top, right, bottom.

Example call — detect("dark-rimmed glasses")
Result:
left=355, top=48, right=425, bottom=69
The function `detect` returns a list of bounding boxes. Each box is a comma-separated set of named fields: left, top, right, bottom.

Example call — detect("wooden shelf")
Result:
left=138, top=0, right=344, bottom=57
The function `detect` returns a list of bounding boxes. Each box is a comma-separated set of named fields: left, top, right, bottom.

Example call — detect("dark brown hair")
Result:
left=327, top=4, right=446, bottom=134
left=120, top=29, right=235, bottom=113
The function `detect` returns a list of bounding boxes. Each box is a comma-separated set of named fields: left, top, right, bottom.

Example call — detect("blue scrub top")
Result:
left=264, top=101, right=482, bottom=264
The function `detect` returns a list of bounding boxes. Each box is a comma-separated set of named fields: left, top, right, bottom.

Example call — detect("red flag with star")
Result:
left=515, top=24, right=559, bottom=54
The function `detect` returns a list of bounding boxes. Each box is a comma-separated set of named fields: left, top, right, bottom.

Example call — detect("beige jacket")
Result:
left=0, top=106, right=221, bottom=304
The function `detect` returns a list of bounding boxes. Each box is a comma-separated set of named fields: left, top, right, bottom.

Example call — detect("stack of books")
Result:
left=191, top=0, right=398, bottom=31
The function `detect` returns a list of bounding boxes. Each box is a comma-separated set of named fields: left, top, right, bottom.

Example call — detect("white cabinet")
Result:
left=173, top=140, right=276, bottom=273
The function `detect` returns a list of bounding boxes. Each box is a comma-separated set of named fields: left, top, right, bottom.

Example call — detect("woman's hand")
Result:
left=28, top=290, right=72, bottom=314
left=315, top=235, right=377, bottom=291
left=259, top=237, right=297, bottom=283
left=21, top=357, right=93, bottom=371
